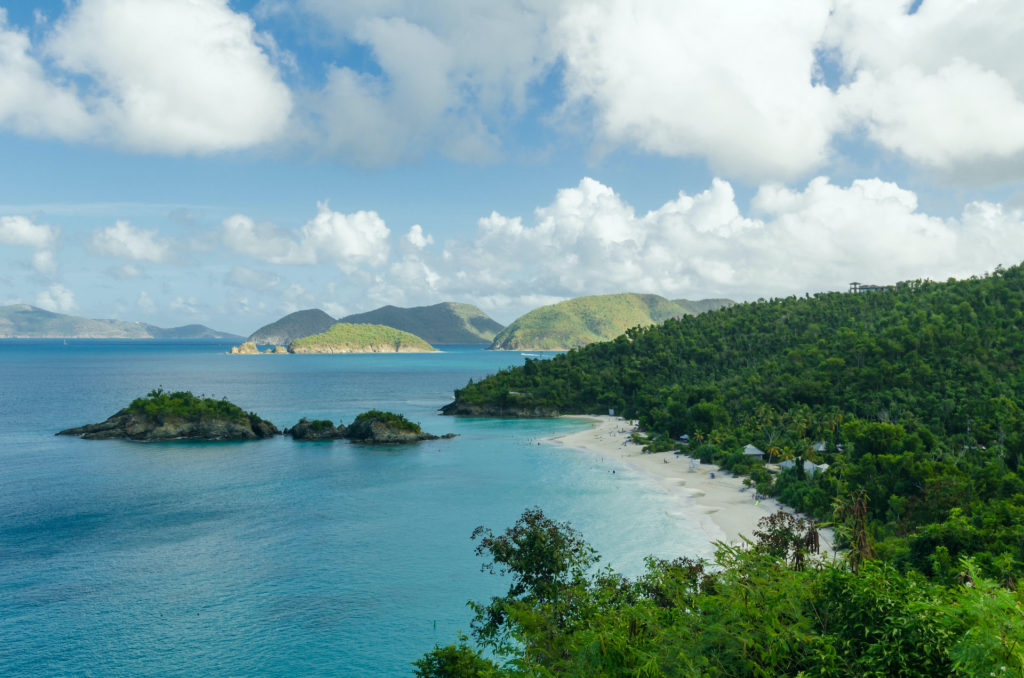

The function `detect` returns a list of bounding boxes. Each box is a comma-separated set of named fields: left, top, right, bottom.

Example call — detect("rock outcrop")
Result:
left=439, top=400, right=560, bottom=418
left=57, top=389, right=279, bottom=441
left=230, top=341, right=259, bottom=354
left=285, top=418, right=347, bottom=440
left=57, top=408, right=279, bottom=441
left=343, top=410, right=455, bottom=444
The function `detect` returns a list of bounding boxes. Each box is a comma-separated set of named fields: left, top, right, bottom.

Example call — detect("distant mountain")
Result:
left=339, top=302, right=504, bottom=344
left=247, top=309, right=337, bottom=345
left=145, top=324, right=240, bottom=339
left=489, top=293, right=732, bottom=350
left=289, top=323, right=437, bottom=353
left=0, top=305, right=240, bottom=339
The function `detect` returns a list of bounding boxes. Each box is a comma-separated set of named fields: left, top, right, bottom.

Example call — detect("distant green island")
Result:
left=57, top=388, right=278, bottom=441
left=244, top=301, right=504, bottom=347
left=288, top=323, right=436, bottom=353
left=489, top=292, right=732, bottom=350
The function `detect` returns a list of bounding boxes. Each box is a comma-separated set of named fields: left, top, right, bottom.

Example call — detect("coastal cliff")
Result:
left=440, top=400, right=560, bottom=418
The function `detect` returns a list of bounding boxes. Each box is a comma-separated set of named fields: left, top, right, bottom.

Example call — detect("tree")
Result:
left=468, top=507, right=598, bottom=649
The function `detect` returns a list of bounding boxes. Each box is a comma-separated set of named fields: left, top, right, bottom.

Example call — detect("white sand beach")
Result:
left=544, top=415, right=834, bottom=551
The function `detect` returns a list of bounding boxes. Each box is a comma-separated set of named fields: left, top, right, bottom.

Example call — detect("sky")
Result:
left=1, top=0, right=1023, bottom=334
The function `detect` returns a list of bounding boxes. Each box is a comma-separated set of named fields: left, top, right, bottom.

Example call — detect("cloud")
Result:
left=136, top=290, right=156, bottom=312
left=0, top=1, right=291, bottom=153
left=0, top=214, right=57, bottom=249
left=827, top=0, right=1024, bottom=175
left=91, top=220, right=169, bottom=262
left=557, top=0, right=837, bottom=180
left=169, top=296, right=199, bottom=314
left=35, top=283, right=75, bottom=313
left=223, top=202, right=391, bottom=270
left=0, top=10, right=94, bottom=140
left=1, top=214, right=58, bottom=276
left=427, top=176, right=1024, bottom=319
left=225, top=266, right=281, bottom=290
left=32, top=251, right=57, bottom=275
left=403, top=224, right=433, bottom=249
left=108, top=264, right=145, bottom=279
left=299, top=1, right=558, bottom=163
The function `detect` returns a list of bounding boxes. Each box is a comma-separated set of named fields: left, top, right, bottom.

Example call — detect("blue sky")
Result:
left=1, top=0, right=1023, bottom=334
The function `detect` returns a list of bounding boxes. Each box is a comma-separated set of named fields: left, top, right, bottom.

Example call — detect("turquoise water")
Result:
left=0, top=341, right=713, bottom=676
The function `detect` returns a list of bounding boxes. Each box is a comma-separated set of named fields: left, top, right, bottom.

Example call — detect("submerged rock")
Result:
left=57, top=389, right=279, bottom=441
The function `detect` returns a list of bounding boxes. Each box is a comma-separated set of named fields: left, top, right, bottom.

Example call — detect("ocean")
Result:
left=0, top=341, right=714, bottom=676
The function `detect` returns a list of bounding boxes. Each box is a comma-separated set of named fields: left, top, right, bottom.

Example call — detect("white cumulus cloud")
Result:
left=223, top=202, right=391, bottom=271
left=0, top=10, right=93, bottom=140
left=557, top=0, right=837, bottom=180
left=35, top=283, right=75, bottom=312
left=0, top=1, right=291, bottom=153
left=297, top=0, right=558, bottom=163
left=0, top=214, right=57, bottom=249
left=1, top=214, right=59, bottom=276
left=91, top=220, right=169, bottom=262
left=403, top=224, right=433, bottom=249
left=828, top=0, right=1024, bottom=174
left=431, top=176, right=1024, bottom=319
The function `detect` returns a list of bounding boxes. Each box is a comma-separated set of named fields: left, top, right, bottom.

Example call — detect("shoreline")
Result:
left=543, top=415, right=833, bottom=551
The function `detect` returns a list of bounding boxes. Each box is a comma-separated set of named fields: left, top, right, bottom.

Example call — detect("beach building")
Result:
left=779, top=459, right=829, bottom=475
left=742, top=444, right=765, bottom=459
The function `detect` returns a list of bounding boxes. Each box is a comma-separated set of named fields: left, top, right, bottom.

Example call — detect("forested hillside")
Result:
left=422, top=267, right=1024, bottom=676
left=446, top=265, right=1024, bottom=581
left=489, top=293, right=697, bottom=350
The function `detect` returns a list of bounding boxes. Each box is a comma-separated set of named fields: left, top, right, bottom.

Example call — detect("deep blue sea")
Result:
left=0, top=341, right=713, bottom=676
